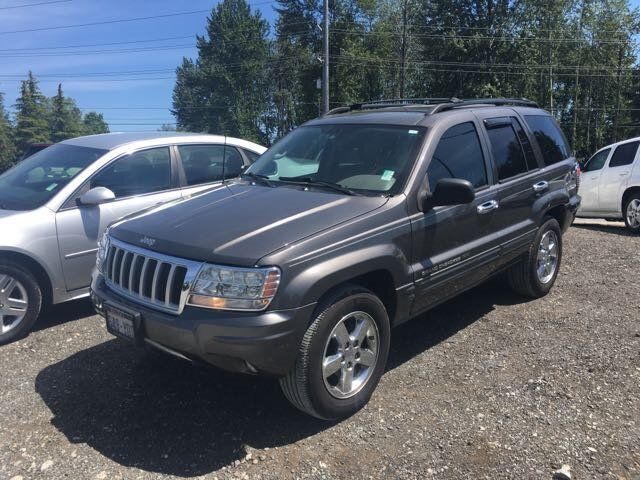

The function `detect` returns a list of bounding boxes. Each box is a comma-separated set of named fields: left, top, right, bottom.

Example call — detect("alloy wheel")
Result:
left=626, top=199, right=640, bottom=228
left=536, top=230, right=559, bottom=284
left=322, top=311, right=380, bottom=399
left=0, top=274, right=29, bottom=334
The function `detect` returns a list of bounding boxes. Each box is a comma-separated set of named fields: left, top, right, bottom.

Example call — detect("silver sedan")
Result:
left=0, top=132, right=265, bottom=344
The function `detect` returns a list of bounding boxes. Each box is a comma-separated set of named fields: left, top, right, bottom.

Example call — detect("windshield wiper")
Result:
left=278, top=177, right=358, bottom=196
left=241, top=172, right=276, bottom=188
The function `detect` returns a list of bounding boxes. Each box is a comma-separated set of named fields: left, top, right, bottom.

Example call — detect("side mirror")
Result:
left=425, top=178, right=475, bottom=209
left=77, top=187, right=116, bottom=206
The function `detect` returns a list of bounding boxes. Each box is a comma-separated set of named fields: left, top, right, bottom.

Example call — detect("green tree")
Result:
left=0, top=92, right=16, bottom=172
left=82, top=112, right=109, bottom=135
left=173, top=0, right=271, bottom=144
left=50, top=84, right=85, bottom=142
left=14, top=71, right=50, bottom=155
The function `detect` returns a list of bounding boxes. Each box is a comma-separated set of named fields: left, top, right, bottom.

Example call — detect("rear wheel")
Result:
left=623, top=194, right=640, bottom=233
left=507, top=217, right=562, bottom=298
left=280, top=285, right=390, bottom=420
left=0, top=262, right=42, bottom=345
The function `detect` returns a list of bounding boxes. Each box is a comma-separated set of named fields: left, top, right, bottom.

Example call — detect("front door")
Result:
left=598, top=141, right=638, bottom=214
left=579, top=148, right=611, bottom=213
left=56, top=146, right=182, bottom=292
left=411, top=121, right=499, bottom=315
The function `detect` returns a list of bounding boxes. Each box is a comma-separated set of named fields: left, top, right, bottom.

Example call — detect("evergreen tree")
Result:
left=0, top=92, right=16, bottom=173
left=14, top=71, right=50, bottom=155
left=50, top=84, right=84, bottom=142
left=172, top=0, right=271, bottom=144
left=82, top=112, right=109, bottom=135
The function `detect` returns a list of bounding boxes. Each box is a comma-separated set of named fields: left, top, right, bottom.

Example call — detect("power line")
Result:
left=0, top=0, right=71, bottom=10
left=0, top=9, right=210, bottom=35
left=0, top=44, right=195, bottom=58
left=0, top=35, right=194, bottom=52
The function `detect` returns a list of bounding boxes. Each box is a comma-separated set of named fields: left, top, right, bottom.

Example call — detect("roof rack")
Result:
left=430, top=97, right=539, bottom=114
left=324, top=97, right=539, bottom=116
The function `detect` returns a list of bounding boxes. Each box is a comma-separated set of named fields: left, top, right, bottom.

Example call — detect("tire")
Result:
left=623, top=193, right=640, bottom=233
left=0, top=261, right=43, bottom=345
left=280, top=284, right=391, bottom=420
left=507, top=217, right=562, bottom=298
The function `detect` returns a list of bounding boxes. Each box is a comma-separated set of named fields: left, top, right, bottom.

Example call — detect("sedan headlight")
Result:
left=188, top=264, right=281, bottom=311
left=96, top=230, right=110, bottom=273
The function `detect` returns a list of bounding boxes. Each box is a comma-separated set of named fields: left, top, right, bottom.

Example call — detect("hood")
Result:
left=110, top=183, right=388, bottom=266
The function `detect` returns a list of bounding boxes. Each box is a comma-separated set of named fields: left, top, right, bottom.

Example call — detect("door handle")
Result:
left=477, top=200, right=499, bottom=214
left=619, top=171, right=630, bottom=176
left=532, top=181, right=549, bottom=193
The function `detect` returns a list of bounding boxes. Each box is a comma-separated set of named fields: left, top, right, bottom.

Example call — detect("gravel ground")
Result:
left=0, top=220, right=638, bottom=480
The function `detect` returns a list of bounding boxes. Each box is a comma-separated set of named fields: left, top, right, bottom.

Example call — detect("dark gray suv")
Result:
left=91, top=98, right=580, bottom=419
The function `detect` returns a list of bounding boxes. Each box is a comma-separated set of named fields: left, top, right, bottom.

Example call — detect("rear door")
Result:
left=475, top=111, right=542, bottom=263
left=176, top=144, right=249, bottom=197
left=410, top=120, right=499, bottom=315
left=579, top=148, right=611, bottom=212
left=598, top=141, right=639, bottom=214
left=56, top=146, right=182, bottom=291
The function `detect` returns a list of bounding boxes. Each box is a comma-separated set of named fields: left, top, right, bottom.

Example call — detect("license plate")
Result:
left=106, top=306, right=136, bottom=341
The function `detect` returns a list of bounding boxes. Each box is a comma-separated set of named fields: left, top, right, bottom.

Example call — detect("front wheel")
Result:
left=280, top=285, right=390, bottom=420
left=507, top=217, right=562, bottom=298
left=623, top=194, right=640, bottom=233
left=0, top=262, right=42, bottom=345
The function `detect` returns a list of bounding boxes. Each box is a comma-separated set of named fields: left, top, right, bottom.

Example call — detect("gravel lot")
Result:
left=0, top=220, right=638, bottom=480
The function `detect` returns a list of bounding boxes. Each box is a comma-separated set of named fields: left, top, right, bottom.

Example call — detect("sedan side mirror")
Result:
left=78, top=187, right=116, bottom=206
left=425, top=178, right=475, bottom=209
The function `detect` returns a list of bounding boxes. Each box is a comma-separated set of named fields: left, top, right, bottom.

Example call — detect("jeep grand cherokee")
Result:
left=91, top=98, right=580, bottom=419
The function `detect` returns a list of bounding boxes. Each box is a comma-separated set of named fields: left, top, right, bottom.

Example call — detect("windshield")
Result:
left=0, top=143, right=107, bottom=211
left=246, top=124, right=426, bottom=195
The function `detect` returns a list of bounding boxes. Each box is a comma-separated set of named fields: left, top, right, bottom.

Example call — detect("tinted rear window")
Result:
left=609, top=141, right=639, bottom=168
left=524, top=115, right=571, bottom=165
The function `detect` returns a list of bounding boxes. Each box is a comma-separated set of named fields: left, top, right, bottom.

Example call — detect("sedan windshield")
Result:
left=245, top=124, right=426, bottom=195
left=0, top=144, right=107, bottom=211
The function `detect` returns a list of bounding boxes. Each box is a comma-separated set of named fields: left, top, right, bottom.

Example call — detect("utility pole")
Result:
left=399, top=0, right=407, bottom=98
left=322, top=0, right=330, bottom=115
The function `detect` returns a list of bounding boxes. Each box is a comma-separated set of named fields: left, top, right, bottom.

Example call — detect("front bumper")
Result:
left=91, top=272, right=315, bottom=377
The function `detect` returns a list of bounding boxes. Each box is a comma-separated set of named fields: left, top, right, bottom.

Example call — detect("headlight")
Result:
left=188, top=264, right=281, bottom=311
left=96, top=230, right=110, bottom=273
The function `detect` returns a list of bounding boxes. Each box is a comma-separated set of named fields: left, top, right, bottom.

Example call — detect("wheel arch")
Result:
left=289, top=245, right=409, bottom=326
left=0, top=250, right=53, bottom=305
left=544, top=204, right=569, bottom=231
left=622, top=185, right=640, bottom=212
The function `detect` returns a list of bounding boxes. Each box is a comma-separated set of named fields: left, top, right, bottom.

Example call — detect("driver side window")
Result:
left=583, top=148, right=610, bottom=173
left=427, top=122, right=488, bottom=192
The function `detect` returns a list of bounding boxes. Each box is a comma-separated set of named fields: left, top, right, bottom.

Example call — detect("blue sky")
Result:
left=0, top=0, right=278, bottom=132
left=1, top=0, right=639, bottom=133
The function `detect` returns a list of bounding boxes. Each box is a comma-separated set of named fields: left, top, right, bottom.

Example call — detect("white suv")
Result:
left=577, top=137, right=640, bottom=232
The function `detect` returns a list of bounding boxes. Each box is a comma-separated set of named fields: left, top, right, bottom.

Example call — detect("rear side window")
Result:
left=427, top=122, right=487, bottom=191
left=524, top=115, right=571, bottom=165
left=609, top=141, right=639, bottom=168
left=178, top=145, right=244, bottom=186
left=242, top=148, right=261, bottom=163
left=583, top=149, right=610, bottom=172
left=485, top=119, right=529, bottom=181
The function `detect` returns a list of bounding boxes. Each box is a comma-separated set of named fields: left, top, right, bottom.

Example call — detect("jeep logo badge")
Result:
left=140, top=236, right=156, bottom=247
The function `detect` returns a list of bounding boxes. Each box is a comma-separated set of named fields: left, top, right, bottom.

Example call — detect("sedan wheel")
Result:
left=0, top=274, right=29, bottom=335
